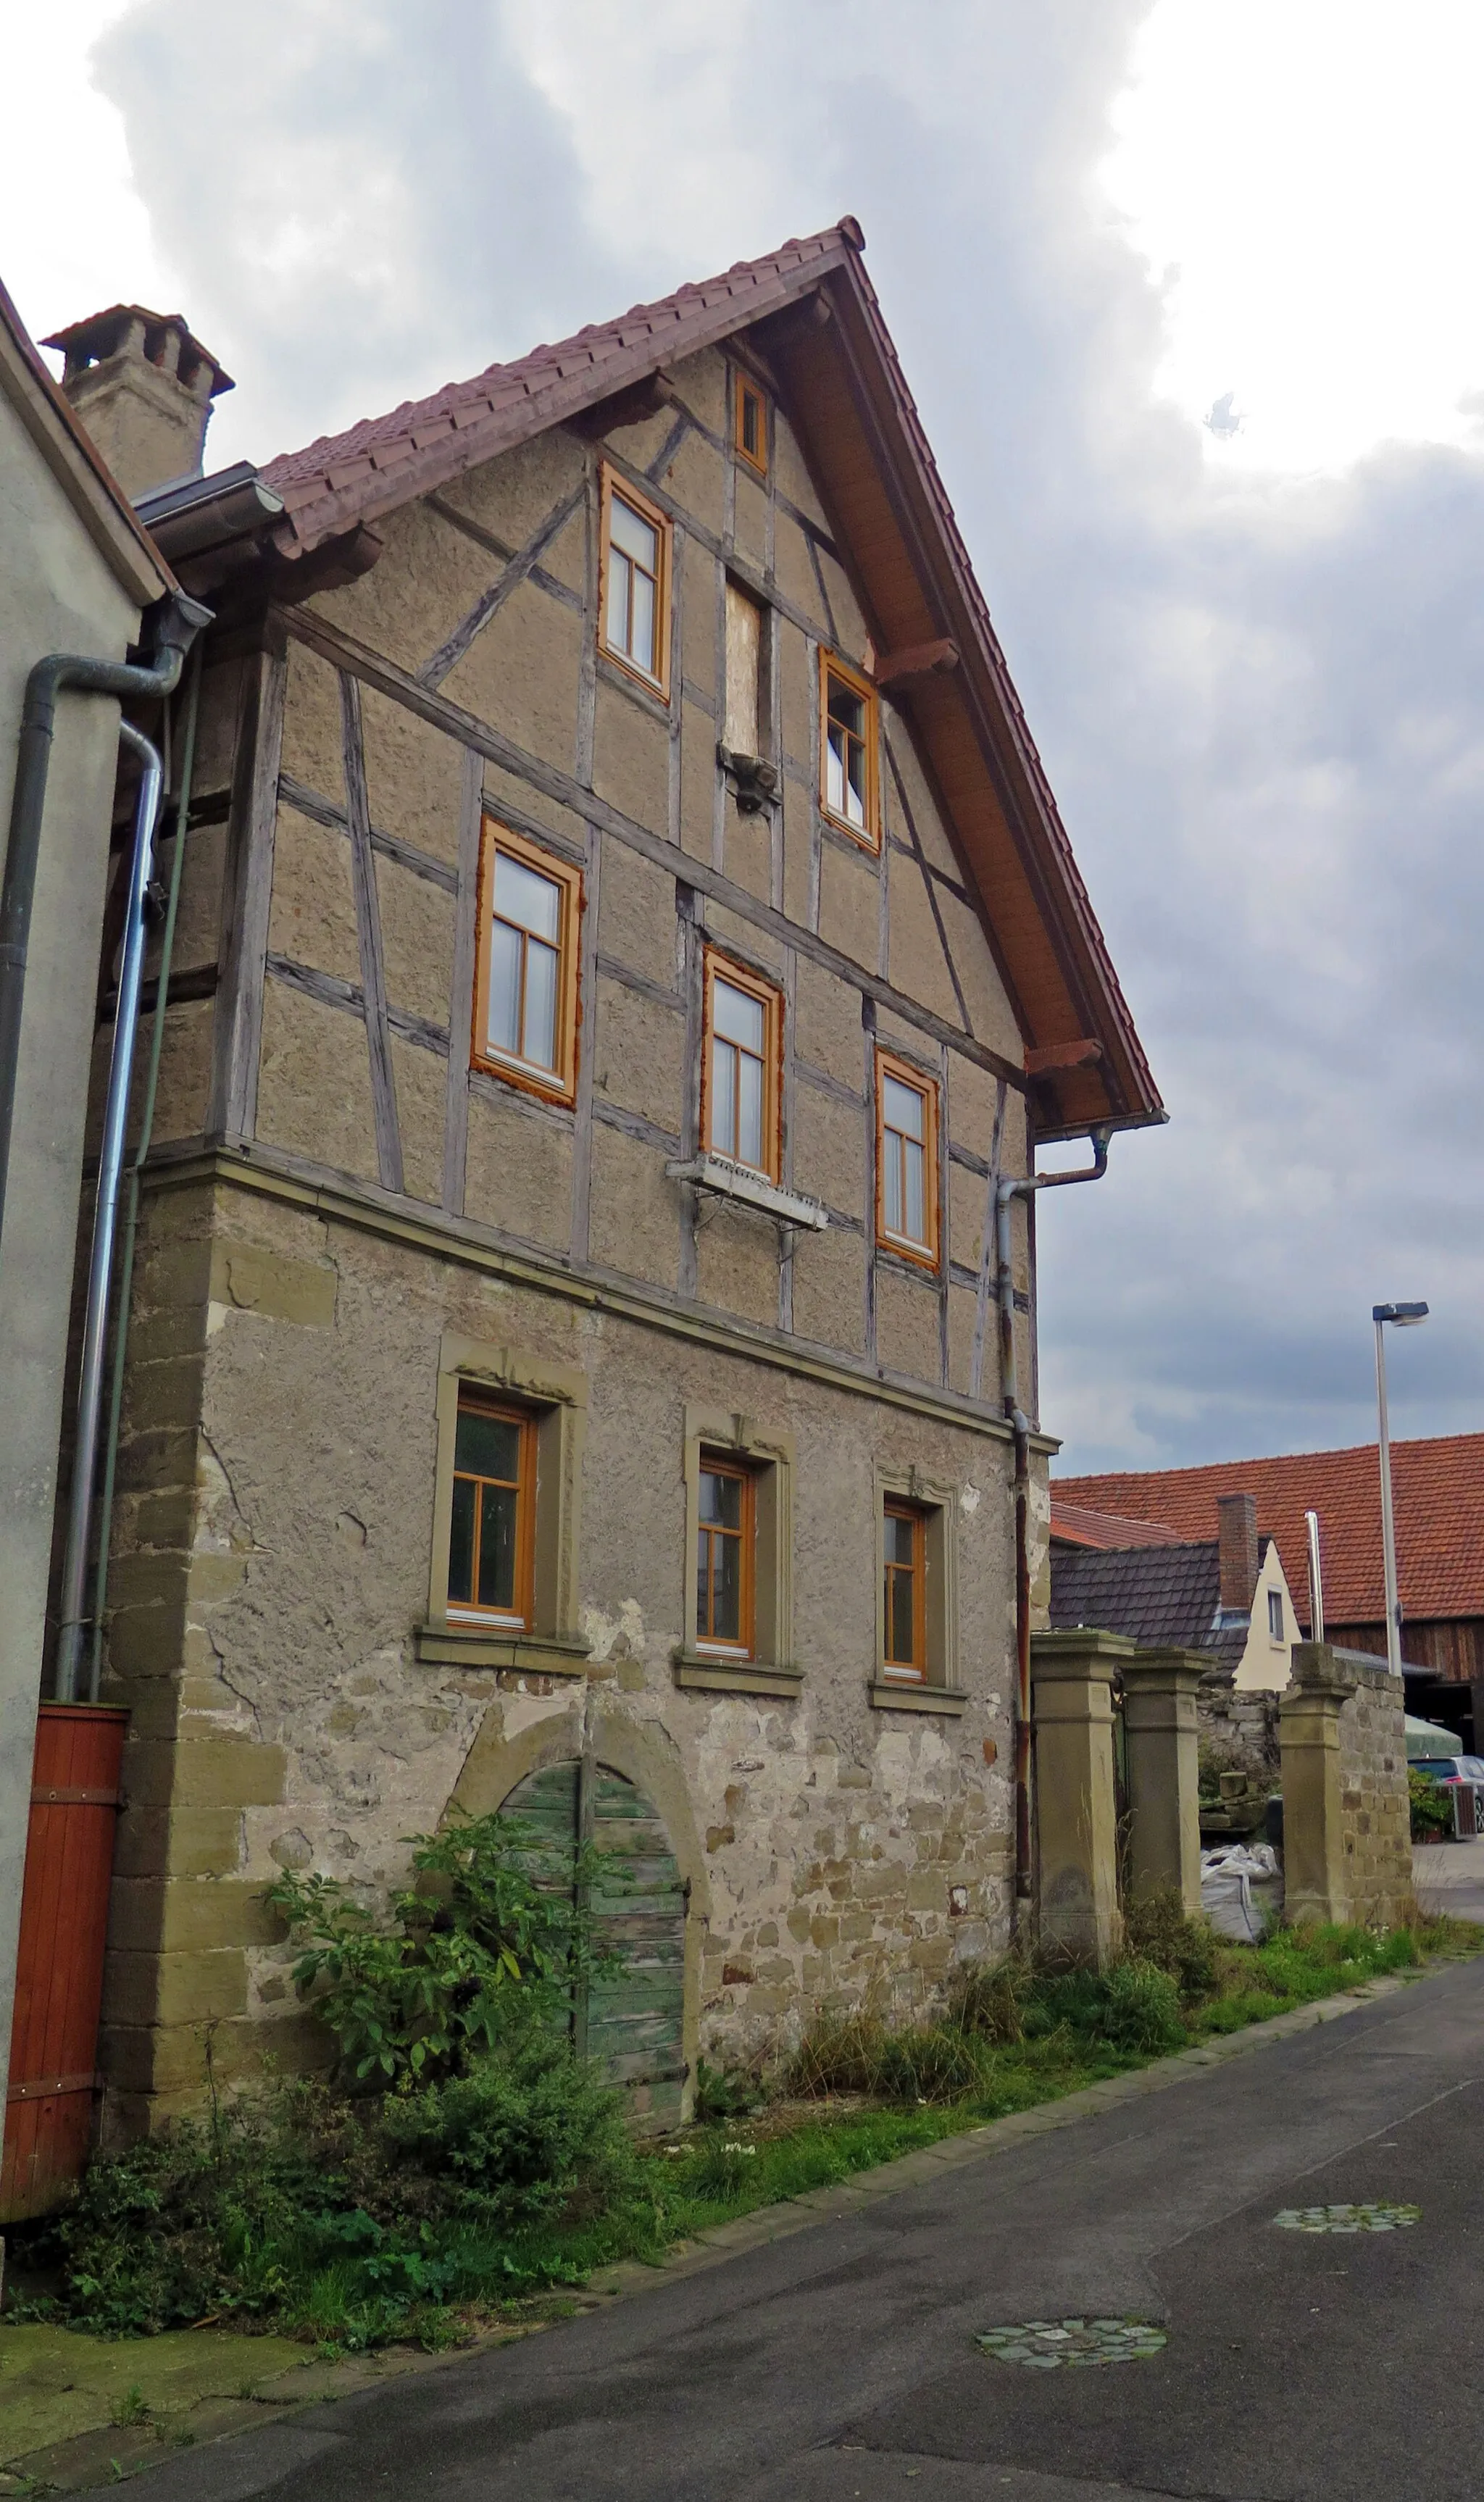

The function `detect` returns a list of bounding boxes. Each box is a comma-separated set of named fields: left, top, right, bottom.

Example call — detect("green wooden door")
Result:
left=497, top=1759, right=688, bottom=2127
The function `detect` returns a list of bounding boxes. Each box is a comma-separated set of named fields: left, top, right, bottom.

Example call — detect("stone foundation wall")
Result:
left=98, top=1172, right=1019, bottom=2129
left=1335, top=1654, right=1411, bottom=1927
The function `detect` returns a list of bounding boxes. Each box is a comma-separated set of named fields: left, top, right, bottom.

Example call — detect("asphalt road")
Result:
left=101, top=1958, right=1484, bottom=2502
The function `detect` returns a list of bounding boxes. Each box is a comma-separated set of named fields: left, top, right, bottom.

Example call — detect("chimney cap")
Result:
left=41, top=304, right=233, bottom=399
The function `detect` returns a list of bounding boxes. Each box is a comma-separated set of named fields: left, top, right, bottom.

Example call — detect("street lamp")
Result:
left=1372, top=1301, right=1428, bottom=1680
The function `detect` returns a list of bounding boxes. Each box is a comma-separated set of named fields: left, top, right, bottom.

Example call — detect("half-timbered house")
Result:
left=60, top=222, right=1162, bottom=2132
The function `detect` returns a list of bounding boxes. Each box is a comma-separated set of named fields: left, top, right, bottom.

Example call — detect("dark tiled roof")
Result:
left=1049, top=1538, right=1243, bottom=1666
left=1050, top=1500, right=1185, bottom=1550
left=1055, top=1435, right=1484, bottom=1631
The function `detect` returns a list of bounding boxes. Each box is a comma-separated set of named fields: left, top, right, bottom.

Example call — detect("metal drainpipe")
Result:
left=88, top=641, right=205, bottom=1698
left=0, top=594, right=210, bottom=1257
left=997, top=1125, right=1113, bottom=1918
left=54, top=723, right=169, bottom=1701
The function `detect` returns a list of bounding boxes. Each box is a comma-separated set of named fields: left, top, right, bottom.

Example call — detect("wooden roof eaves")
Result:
left=814, top=258, right=1164, bottom=1133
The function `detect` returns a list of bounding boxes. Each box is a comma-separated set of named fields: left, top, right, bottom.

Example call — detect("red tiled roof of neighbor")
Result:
left=1054, top=1435, right=1484, bottom=1630
left=254, top=219, right=1162, bottom=1140
left=1049, top=1500, right=1186, bottom=1550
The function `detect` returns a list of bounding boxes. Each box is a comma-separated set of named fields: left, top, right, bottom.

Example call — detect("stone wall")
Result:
left=1335, top=1652, right=1411, bottom=1927
left=99, top=1169, right=1019, bottom=2127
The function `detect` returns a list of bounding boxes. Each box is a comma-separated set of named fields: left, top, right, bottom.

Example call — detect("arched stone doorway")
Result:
left=497, top=1759, right=686, bottom=2127
left=449, top=1698, right=707, bottom=2126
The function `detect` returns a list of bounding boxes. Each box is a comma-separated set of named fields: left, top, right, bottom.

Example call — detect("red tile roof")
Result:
left=1054, top=1435, right=1484, bottom=1630
left=261, top=228, right=853, bottom=555
left=1049, top=1500, right=1187, bottom=1550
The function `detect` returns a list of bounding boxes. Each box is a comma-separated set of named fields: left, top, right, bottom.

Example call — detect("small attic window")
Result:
left=1268, top=1588, right=1285, bottom=1640
left=734, top=372, right=768, bottom=477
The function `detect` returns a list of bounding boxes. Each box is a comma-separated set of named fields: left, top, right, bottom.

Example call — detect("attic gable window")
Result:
left=820, top=651, right=879, bottom=850
left=599, top=466, right=670, bottom=693
left=472, top=818, right=582, bottom=1106
left=734, top=371, right=768, bottom=477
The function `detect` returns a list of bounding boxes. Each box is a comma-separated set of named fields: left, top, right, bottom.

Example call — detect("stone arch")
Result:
left=449, top=1692, right=709, bottom=2119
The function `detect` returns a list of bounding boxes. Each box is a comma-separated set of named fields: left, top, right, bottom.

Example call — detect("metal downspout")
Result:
left=54, top=725, right=167, bottom=1702
left=88, top=642, right=205, bottom=1698
left=0, top=594, right=209, bottom=1256
left=997, top=1126, right=1112, bottom=1917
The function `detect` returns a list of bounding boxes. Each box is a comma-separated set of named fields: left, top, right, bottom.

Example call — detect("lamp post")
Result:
left=1372, top=1301, right=1428, bottom=1680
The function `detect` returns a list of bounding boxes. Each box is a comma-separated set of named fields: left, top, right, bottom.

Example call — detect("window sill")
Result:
left=596, top=647, right=671, bottom=718
left=414, top=1623, right=591, bottom=1675
left=665, top=1154, right=828, bottom=1232
left=868, top=1680, right=967, bottom=1716
left=673, top=1651, right=803, bottom=1699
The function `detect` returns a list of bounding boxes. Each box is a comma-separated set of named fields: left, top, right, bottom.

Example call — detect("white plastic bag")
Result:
left=1201, top=1841, right=1283, bottom=1942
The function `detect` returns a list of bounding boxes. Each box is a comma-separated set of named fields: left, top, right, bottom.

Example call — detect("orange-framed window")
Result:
left=875, top=1049, right=940, bottom=1267
left=701, top=949, right=783, bottom=1180
left=819, top=651, right=880, bottom=849
left=472, top=817, right=582, bottom=1104
left=696, top=1453, right=756, bottom=1655
left=447, top=1395, right=536, bottom=1628
left=733, top=370, right=769, bottom=477
left=883, top=1501, right=928, bottom=1681
left=599, top=465, right=670, bottom=693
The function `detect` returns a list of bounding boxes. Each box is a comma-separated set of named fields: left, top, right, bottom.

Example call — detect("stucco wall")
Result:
left=1233, top=1538, right=1298, bottom=1693
left=0, top=379, right=143, bottom=2085
left=234, top=342, right=1034, bottom=1405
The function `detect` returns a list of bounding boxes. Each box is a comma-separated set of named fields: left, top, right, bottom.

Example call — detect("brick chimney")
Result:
left=1216, top=1491, right=1260, bottom=1614
left=42, top=304, right=233, bottom=501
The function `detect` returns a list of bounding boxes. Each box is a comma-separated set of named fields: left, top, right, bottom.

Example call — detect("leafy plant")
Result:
left=378, top=2030, right=636, bottom=2224
left=268, top=1809, right=612, bottom=2086
left=1122, top=1888, right=1221, bottom=2000
left=1409, top=1767, right=1454, bottom=1841
left=693, top=2058, right=764, bottom=2122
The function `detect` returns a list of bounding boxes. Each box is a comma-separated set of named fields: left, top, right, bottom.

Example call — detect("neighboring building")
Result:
left=0, top=278, right=177, bottom=2103
left=49, top=222, right=1162, bottom=2133
left=1056, top=1438, right=1484, bottom=1743
left=1050, top=1490, right=1298, bottom=1695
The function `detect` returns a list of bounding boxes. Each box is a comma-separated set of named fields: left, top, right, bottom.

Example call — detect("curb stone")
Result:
left=578, top=1966, right=1433, bottom=2301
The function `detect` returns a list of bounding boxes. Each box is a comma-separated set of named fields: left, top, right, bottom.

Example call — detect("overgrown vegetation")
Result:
left=1409, top=1766, right=1455, bottom=1841
left=6, top=1864, right=1476, bottom=2354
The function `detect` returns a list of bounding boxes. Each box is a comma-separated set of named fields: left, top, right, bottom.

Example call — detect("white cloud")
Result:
left=1101, top=0, right=1484, bottom=472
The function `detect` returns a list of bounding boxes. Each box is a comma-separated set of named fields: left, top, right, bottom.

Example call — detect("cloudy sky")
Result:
left=9, top=1, right=1483, bottom=1472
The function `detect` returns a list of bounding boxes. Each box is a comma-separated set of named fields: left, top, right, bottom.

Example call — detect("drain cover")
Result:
left=977, top=2318, right=1167, bottom=2369
left=1272, top=2201, right=1420, bottom=2233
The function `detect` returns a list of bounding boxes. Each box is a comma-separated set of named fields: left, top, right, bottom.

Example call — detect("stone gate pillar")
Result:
left=1030, top=1629, right=1131, bottom=1966
left=1122, top=1646, right=1204, bottom=1918
left=1279, top=1643, right=1359, bottom=1925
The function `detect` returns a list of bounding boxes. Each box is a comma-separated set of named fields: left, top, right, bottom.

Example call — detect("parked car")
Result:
left=1411, top=1755, right=1484, bottom=1785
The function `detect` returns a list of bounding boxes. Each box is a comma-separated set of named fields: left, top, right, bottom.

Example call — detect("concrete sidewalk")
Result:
left=1413, top=1834, right=1484, bottom=1925
left=78, top=1955, right=1484, bottom=2502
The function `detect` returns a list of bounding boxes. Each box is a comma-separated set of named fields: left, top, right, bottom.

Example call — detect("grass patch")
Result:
left=8, top=1910, right=1476, bottom=2353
